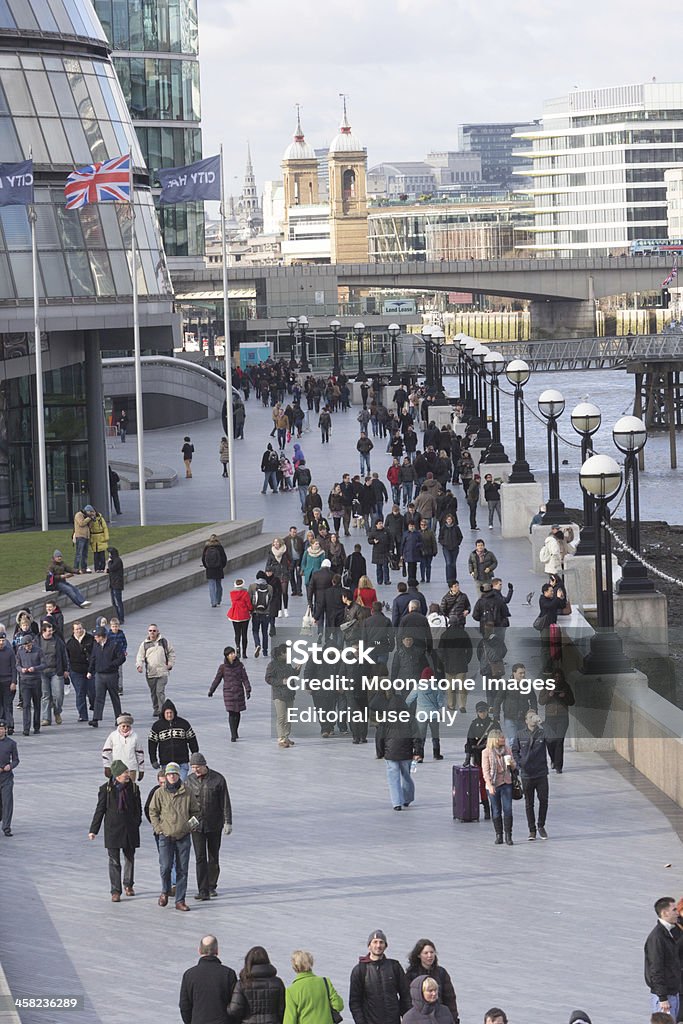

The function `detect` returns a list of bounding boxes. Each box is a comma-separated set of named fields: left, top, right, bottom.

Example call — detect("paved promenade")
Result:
left=2, top=396, right=681, bottom=1024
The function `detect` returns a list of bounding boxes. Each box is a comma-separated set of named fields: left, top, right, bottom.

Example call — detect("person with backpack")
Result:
left=181, top=436, right=194, bottom=479
left=135, top=625, right=176, bottom=718
left=318, top=406, right=332, bottom=444
left=248, top=573, right=274, bottom=658
left=260, top=445, right=280, bottom=495
left=293, top=462, right=312, bottom=513
left=202, top=534, right=228, bottom=608
left=471, top=579, right=513, bottom=634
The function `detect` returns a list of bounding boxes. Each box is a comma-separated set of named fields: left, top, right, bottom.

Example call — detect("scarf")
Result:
left=488, top=745, right=508, bottom=788
left=271, top=544, right=285, bottom=562
left=114, top=780, right=128, bottom=812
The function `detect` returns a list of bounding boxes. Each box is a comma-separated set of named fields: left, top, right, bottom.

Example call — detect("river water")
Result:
left=448, top=368, right=680, bottom=525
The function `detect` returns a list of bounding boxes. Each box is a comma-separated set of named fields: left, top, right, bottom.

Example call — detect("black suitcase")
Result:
left=452, top=764, right=480, bottom=822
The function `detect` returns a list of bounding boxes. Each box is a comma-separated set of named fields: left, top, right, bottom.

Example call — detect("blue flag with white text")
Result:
left=157, top=155, right=221, bottom=204
left=0, top=160, right=34, bottom=206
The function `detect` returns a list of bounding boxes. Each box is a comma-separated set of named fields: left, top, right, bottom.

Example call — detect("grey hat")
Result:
left=190, top=752, right=207, bottom=766
left=94, top=626, right=108, bottom=637
left=17, top=634, right=34, bottom=646
left=53, top=549, right=63, bottom=558
left=367, top=929, right=387, bottom=946
left=84, top=505, right=95, bottom=512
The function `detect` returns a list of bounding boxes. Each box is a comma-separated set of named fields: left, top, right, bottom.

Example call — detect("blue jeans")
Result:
left=252, top=616, right=269, bottom=655
left=487, top=500, right=501, bottom=526
left=208, top=579, right=223, bottom=607
left=262, top=470, right=278, bottom=493
left=443, top=548, right=458, bottom=579
left=56, top=579, right=86, bottom=607
left=360, top=453, right=371, bottom=476
left=70, top=670, right=92, bottom=720
left=74, top=536, right=89, bottom=571
left=420, top=557, right=433, bottom=583
left=277, top=428, right=287, bottom=449
left=504, top=718, right=519, bottom=747
left=298, top=485, right=308, bottom=511
left=41, top=673, right=64, bottom=722
left=110, top=588, right=125, bottom=620
left=489, top=782, right=513, bottom=819
left=385, top=759, right=415, bottom=808
left=391, top=484, right=400, bottom=505
left=376, top=559, right=390, bottom=585
left=401, top=483, right=412, bottom=506
left=158, top=833, right=191, bottom=903
left=650, top=994, right=679, bottom=1019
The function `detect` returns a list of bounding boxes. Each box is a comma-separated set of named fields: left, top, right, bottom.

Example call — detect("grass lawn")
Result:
left=0, top=523, right=210, bottom=596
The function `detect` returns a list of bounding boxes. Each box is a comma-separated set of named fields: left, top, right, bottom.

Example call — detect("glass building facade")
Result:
left=93, top=0, right=204, bottom=258
left=518, top=84, right=683, bottom=256
left=0, top=0, right=176, bottom=529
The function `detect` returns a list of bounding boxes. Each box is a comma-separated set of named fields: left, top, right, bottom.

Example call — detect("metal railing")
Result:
left=440, top=335, right=683, bottom=372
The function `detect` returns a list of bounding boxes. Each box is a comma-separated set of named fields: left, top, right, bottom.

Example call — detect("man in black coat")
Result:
left=87, top=626, right=126, bottom=727
left=185, top=752, right=232, bottom=901
left=362, top=602, right=394, bottom=669
left=349, top=929, right=411, bottom=1022
left=367, top=519, right=392, bottom=586
left=512, top=709, right=550, bottom=840
left=644, top=897, right=683, bottom=1019
left=397, top=602, right=433, bottom=655
left=88, top=760, right=142, bottom=900
left=179, top=935, right=237, bottom=1024
left=437, top=621, right=473, bottom=713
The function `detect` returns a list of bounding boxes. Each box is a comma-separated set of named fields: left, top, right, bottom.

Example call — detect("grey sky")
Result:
left=197, top=0, right=680, bottom=194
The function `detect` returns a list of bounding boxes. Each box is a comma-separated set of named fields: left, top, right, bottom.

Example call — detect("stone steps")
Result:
left=0, top=519, right=267, bottom=632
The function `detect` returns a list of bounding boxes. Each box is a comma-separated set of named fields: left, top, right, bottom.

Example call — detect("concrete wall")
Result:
left=612, top=688, right=683, bottom=808
left=102, top=363, right=224, bottom=427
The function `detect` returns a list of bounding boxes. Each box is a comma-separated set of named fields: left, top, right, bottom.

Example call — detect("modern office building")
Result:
left=367, top=153, right=482, bottom=199
left=457, top=122, right=538, bottom=188
left=367, top=197, right=532, bottom=262
left=0, top=0, right=176, bottom=530
left=665, top=167, right=683, bottom=237
left=517, top=83, right=683, bottom=256
left=93, top=0, right=204, bottom=262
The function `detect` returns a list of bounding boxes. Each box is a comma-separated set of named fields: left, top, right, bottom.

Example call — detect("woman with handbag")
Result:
left=283, top=950, right=343, bottom=1024
left=228, top=946, right=285, bottom=1024
left=481, top=730, right=517, bottom=846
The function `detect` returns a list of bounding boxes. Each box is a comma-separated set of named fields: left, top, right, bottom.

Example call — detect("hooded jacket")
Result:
left=401, top=976, right=453, bottom=1024
left=228, top=587, right=254, bottom=622
left=107, top=548, right=124, bottom=590
left=148, top=699, right=199, bottom=768
left=348, top=954, right=411, bottom=1024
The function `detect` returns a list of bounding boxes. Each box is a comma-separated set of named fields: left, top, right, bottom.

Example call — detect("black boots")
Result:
left=493, top=816, right=503, bottom=845
left=504, top=816, right=514, bottom=845
left=432, top=739, right=444, bottom=761
left=482, top=798, right=491, bottom=820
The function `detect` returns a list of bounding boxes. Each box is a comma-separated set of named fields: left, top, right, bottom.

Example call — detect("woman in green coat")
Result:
left=283, top=951, right=343, bottom=1024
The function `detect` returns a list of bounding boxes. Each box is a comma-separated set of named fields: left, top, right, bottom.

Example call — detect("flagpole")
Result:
left=130, top=157, right=146, bottom=525
left=220, top=144, right=236, bottom=521
left=27, top=150, right=48, bottom=531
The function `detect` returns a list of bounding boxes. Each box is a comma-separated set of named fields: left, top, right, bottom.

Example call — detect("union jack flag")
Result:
left=64, top=154, right=131, bottom=210
left=662, top=262, right=678, bottom=287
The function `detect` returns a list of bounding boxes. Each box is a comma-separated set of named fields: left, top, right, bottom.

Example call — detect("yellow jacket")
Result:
left=89, top=513, right=109, bottom=552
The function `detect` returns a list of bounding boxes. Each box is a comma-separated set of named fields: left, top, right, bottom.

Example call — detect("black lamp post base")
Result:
left=615, top=560, right=656, bottom=594
left=480, top=443, right=510, bottom=465
left=508, top=462, right=536, bottom=484
left=581, top=630, right=633, bottom=675
left=541, top=499, right=573, bottom=526
left=471, top=428, right=492, bottom=449
left=573, top=526, right=596, bottom=558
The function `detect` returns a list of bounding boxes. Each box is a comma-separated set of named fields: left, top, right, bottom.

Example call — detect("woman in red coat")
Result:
left=227, top=579, right=252, bottom=658
left=208, top=646, right=252, bottom=741
left=353, top=575, right=378, bottom=609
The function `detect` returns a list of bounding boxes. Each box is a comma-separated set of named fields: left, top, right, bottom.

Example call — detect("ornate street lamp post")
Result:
left=480, top=351, right=509, bottom=464
left=329, top=319, right=341, bottom=376
left=354, top=321, right=367, bottom=381
left=388, top=323, right=400, bottom=385
left=430, top=325, right=447, bottom=402
left=505, top=359, right=535, bottom=483
left=579, top=453, right=632, bottom=674
left=298, top=315, right=310, bottom=372
left=570, top=401, right=601, bottom=556
left=471, top=344, right=491, bottom=449
left=538, top=388, right=572, bottom=524
left=612, top=415, right=655, bottom=593
left=287, top=316, right=297, bottom=364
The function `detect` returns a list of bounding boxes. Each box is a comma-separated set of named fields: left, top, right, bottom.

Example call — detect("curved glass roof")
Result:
left=0, top=0, right=108, bottom=44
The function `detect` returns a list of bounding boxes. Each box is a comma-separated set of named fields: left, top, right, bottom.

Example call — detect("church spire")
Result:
left=339, top=92, right=351, bottom=133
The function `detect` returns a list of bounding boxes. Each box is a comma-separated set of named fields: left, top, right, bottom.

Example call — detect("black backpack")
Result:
left=204, top=546, right=222, bottom=570
left=253, top=587, right=270, bottom=613
left=297, top=467, right=311, bottom=486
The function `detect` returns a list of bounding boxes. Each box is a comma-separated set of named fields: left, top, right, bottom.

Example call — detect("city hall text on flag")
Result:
left=158, top=155, right=221, bottom=204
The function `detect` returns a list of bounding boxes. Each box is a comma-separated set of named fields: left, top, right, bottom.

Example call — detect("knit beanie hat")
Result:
left=367, top=929, right=388, bottom=946
left=110, top=760, right=129, bottom=778
left=165, top=762, right=181, bottom=776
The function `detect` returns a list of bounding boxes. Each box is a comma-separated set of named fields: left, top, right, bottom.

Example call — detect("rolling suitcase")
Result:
left=452, top=764, right=480, bottom=822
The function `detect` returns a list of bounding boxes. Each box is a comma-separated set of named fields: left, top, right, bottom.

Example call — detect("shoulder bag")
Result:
left=323, top=978, right=343, bottom=1024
